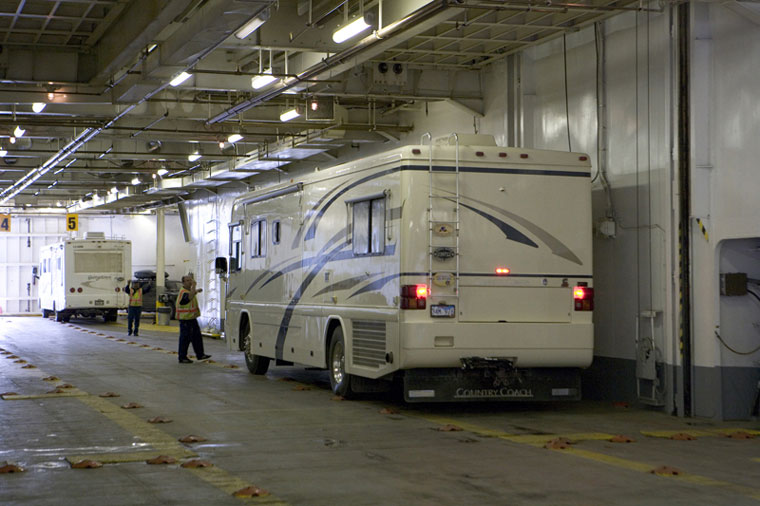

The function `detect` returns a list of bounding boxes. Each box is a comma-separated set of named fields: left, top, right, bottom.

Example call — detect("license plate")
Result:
left=94, top=300, right=104, bottom=306
left=430, top=304, right=455, bottom=318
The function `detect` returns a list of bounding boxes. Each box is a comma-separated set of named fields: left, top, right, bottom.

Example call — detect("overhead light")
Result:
left=333, top=15, right=372, bottom=43
left=0, top=149, right=6, bottom=157
left=110, top=186, right=118, bottom=194
left=147, top=43, right=157, bottom=53
left=235, top=9, right=269, bottom=39
left=56, top=201, right=62, bottom=207
left=227, top=134, right=243, bottom=144
left=32, top=103, right=46, bottom=113
left=9, top=137, right=15, bottom=144
left=188, top=153, right=201, bottom=162
left=280, top=108, right=300, bottom=122
left=157, top=168, right=169, bottom=176
left=47, top=92, right=54, bottom=100
left=14, top=126, right=25, bottom=137
left=131, top=177, right=141, bottom=185
left=169, top=71, right=192, bottom=87
left=252, top=68, right=277, bottom=90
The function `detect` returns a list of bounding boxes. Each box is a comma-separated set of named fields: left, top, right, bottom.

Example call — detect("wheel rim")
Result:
left=243, top=329, right=254, bottom=361
left=331, top=340, right=345, bottom=385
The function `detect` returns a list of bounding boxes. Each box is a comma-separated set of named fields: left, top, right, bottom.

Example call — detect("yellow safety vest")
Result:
left=175, top=288, right=200, bottom=320
left=129, top=288, right=143, bottom=307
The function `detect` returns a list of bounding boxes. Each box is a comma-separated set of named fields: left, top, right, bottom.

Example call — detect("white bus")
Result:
left=39, top=232, right=131, bottom=323
left=218, top=134, right=594, bottom=402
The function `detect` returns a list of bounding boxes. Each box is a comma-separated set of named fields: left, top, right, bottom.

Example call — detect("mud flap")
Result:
left=403, top=367, right=581, bottom=402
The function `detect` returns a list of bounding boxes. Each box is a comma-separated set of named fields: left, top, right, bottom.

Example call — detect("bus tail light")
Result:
left=115, top=287, right=121, bottom=292
left=573, top=286, right=594, bottom=311
left=77, top=287, right=83, bottom=293
left=69, top=287, right=75, bottom=293
left=401, top=284, right=427, bottom=310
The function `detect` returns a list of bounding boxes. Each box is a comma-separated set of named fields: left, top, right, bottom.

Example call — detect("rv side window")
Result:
left=272, top=220, right=281, bottom=245
left=352, top=196, right=385, bottom=256
left=250, top=219, right=267, bottom=257
left=229, top=223, right=242, bottom=271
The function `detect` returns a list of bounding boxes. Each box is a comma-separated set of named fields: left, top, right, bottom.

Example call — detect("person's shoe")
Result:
left=178, top=358, right=193, bottom=364
left=133, top=332, right=138, bottom=337
left=197, top=354, right=211, bottom=360
left=127, top=331, right=132, bottom=336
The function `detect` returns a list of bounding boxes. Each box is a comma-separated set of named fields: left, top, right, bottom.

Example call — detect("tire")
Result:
left=105, top=309, right=117, bottom=322
left=55, top=310, right=64, bottom=322
left=328, top=327, right=354, bottom=398
left=42, top=309, right=51, bottom=318
left=242, top=320, right=269, bottom=375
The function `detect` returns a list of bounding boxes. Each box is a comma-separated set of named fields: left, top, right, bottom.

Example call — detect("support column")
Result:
left=156, top=209, right=165, bottom=321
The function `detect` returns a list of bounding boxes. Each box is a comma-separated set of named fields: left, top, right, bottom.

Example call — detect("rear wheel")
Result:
left=55, top=310, right=64, bottom=322
left=328, top=327, right=354, bottom=398
left=242, top=320, right=269, bottom=375
left=42, top=309, right=51, bottom=318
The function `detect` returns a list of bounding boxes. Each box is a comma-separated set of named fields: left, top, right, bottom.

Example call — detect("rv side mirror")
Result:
left=32, top=266, right=39, bottom=277
left=215, top=256, right=228, bottom=274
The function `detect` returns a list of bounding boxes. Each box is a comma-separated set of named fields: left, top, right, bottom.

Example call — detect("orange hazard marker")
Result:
left=178, top=435, right=207, bottom=443
left=99, top=392, right=120, bottom=398
left=146, top=455, right=177, bottom=465
left=610, top=435, right=636, bottom=443
left=726, top=431, right=755, bottom=440
left=438, top=424, right=464, bottom=432
left=379, top=408, right=399, bottom=415
left=0, top=463, right=25, bottom=473
left=233, top=486, right=270, bottom=498
left=223, top=364, right=239, bottom=369
left=57, top=384, right=74, bottom=389
left=21, top=364, right=36, bottom=369
left=544, top=437, right=573, bottom=449
left=147, top=416, right=173, bottom=424
left=13, top=359, right=26, bottom=364
left=293, top=385, right=312, bottom=391
left=181, top=460, right=213, bottom=468
left=669, top=433, right=696, bottom=441
left=121, top=402, right=142, bottom=409
left=71, top=460, right=103, bottom=469
left=42, top=376, right=59, bottom=381
left=651, top=466, right=681, bottom=476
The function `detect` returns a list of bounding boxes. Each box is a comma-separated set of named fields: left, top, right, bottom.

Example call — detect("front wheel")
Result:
left=328, top=327, right=354, bottom=398
left=242, top=322, right=270, bottom=375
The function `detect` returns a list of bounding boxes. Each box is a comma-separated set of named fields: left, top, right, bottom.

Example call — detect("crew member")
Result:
left=175, top=275, right=211, bottom=364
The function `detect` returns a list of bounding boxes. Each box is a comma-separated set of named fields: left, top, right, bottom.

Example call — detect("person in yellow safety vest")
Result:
left=124, top=280, right=151, bottom=336
left=175, top=275, right=211, bottom=364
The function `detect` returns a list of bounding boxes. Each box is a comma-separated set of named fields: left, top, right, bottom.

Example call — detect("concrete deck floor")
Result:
left=0, top=316, right=758, bottom=506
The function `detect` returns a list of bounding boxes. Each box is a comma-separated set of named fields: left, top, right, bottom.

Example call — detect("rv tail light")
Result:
left=69, top=287, right=75, bottom=293
left=77, top=287, right=83, bottom=293
left=573, top=286, right=594, bottom=311
left=115, top=287, right=120, bottom=292
left=495, top=267, right=510, bottom=275
left=401, top=284, right=427, bottom=310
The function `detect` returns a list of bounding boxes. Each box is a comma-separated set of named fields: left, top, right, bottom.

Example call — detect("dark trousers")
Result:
left=178, top=319, right=205, bottom=359
left=127, top=306, right=142, bottom=334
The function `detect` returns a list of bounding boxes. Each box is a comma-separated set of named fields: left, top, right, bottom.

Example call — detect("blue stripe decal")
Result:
left=458, top=202, right=538, bottom=248
left=292, top=180, right=350, bottom=249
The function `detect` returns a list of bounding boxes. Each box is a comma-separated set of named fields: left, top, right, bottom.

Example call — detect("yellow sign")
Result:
left=0, top=214, right=10, bottom=232
left=66, top=214, right=79, bottom=231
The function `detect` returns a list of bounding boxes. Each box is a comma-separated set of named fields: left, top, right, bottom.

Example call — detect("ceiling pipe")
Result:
left=207, top=0, right=460, bottom=125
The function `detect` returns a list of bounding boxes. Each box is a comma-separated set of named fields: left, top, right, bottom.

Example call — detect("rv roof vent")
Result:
left=85, top=232, right=106, bottom=239
left=434, top=134, right=497, bottom=147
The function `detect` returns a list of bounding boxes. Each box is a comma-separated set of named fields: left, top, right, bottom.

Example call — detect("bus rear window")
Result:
left=74, top=252, right=123, bottom=273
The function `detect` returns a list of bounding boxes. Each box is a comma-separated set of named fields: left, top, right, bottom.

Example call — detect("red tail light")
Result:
left=401, top=284, right=427, bottom=310
left=115, top=287, right=121, bottom=292
left=573, top=286, right=594, bottom=311
left=70, top=287, right=75, bottom=293
left=495, top=267, right=510, bottom=275
left=77, top=287, right=83, bottom=293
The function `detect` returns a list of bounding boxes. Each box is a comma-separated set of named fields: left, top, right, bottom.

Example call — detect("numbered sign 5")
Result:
left=0, top=214, right=10, bottom=232
left=66, top=214, right=79, bottom=231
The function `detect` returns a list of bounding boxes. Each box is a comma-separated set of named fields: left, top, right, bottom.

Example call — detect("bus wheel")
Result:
left=328, top=327, right=354, bottom=398
left=242, top=323, right=269, bottom=375
left=55, top=310, right=64, bottom=322
left=42, top=309, right=51, bottom=319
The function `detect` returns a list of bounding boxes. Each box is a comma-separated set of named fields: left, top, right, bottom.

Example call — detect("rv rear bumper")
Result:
left=399, top=321, right=593, bottom=368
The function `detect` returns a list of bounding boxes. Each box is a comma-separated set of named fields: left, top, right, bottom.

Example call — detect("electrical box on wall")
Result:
left=720, top=272, right=747, bottom=296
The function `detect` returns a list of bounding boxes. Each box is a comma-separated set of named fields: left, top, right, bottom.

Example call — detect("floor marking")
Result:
left=416, top=414, right=760, bottom=502
left=183, top=466, right=288, bottom=504
left=3, top=391, right=89, bottom=400
left=711, top=428, right=760, bottom=436
left=641, top=430, right=718, bottom=438
left=407, top=413, right=514, bottom=438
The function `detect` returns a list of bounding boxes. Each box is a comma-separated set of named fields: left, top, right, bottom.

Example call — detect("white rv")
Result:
left=39, top=232, right=131, bottom=323
left=219, top=134, right=594, bottom=402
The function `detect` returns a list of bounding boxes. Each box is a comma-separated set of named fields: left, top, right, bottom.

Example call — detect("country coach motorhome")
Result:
left=39, top=232, right=131, bottom=323
left=218, top=134, right=594, bottom=402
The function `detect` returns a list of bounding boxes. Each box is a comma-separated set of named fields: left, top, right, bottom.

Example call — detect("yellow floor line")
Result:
left=711, top=428, right=760, bottom=436
left=67, top=449, right=197, bottom=464
left=405, top=413, right=514, bottom=438
left=3, top=391, right=89, bottom=400
left=184, top=466, right=288, bottom=504
left=415, top=414, right=760, bottom=502
left=641, top=430, right=723, bottom=439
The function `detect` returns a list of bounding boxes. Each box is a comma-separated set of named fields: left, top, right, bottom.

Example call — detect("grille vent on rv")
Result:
left=351, top=320, right=387, bottom=368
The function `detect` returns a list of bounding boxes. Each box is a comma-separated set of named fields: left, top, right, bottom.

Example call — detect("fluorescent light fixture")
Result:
left=131, top=177, right=141, bottom=185
left=32, top=102, right=47, bottom=113
left=147, top=43, right=157, bottom=53
left=110, top=186, right=118, bottom=194
left=332, top=16, right=372, bottom=43
left=227, top=134, right=243, bottom=144
left=169, top=71, right=192, bottom=87
left=0, top=149, right=6, bottom=157
left=9, top=137, right=15, bottom=144
left=14, top=126, right=25, bottom=137
left=188, top=153, right=202, bottom=162
left=252, top=68, right=277, bottom=90
left=235, top=10, right=269, bottom=39
left=157, top=168, right=169, bottom=176
left=280, top=108, right=300, bottom=122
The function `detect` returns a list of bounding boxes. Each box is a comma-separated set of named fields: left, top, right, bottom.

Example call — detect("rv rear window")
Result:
left=229, top=223, right=242, bottom=271
left=74, top=252, right=123, bottom=273
left=352, top=196, right=385, bottom=256
left=251, top=219, right=267, bottom=257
